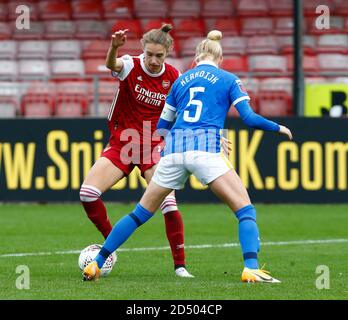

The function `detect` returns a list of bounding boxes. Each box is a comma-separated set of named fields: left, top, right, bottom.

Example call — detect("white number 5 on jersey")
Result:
left=183, top=87, right=205, bottom=123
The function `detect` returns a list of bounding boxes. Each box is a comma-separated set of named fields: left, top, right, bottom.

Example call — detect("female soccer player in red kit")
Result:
left=79, top=24, right=193, bottom=277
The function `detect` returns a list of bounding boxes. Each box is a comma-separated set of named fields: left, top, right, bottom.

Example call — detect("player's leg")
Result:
left=83, top=153, right=189, bottom=280
left=144, top=166, right=193, bottom=277
left=83, top=180, right=173, bottom=281
left=80, top=156, right=125, bottom=239
left=208, top=169, right=280, bottom=283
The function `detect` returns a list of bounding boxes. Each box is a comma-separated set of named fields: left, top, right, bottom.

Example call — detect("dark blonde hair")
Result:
left=141, top=23, right=174, bottom=52
left=195, top=30, right=223, bottom=63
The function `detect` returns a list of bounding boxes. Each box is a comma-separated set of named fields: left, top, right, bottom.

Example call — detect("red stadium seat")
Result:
left=0, top=81, right=21, bottom=117
left=87, top=79, right=119, bottom=117
left=103, top=0, right=134, bottom=19
left=141, top=19, right=174, bottom=32
left=0, top=98, right=18, bottom=118
left=50, top=40, right=81, bottom=59
left=268, top=0, right=293, bottom=16
left=169, top=0, right=201, bottom=18
left=274, top=17, right=297, bottom=36
left=0, top=40, right=17, bottom=59
left=81, top=40, right=110, bottom=59
left=236, top=0, right=269, bottom=17
left=201, top=0, right=234, bottom=18
left=55, top=95, right=88, bottom=117
left=173, top=18, right=206, bottom=39
left=53, top=81, right=90, bottom=117
left=55, top=80, right=91, bottom=96
left=258, top=92, right=291, bottom=116
left=246, top=36, right=279, bottom=55
left=259, top=77, right=292, bottom=95
left=317, top=34, right=348, bottom=54
left=84, top=59, right=110, bottom=76
left=18, top=60, right=50, bottom=78
left=286, top=54, right=320, bottom=74
left=18, top=40, right=49, bottom=59
left=221, top=56, right=248, bottom=74
left=21, top=95, right=54, bottom=117
left=345, top=17, right=348, bottom=32
left=71, top=0, right=103, bottom=20
left=134, top=0, right=169, bottom=18
left=206, top=18, right=241, bottom=37
left=335, top=0, right=348, bottom=16
left=278, top=35, right=317, bottom=55
left=165, top=57, right=191, bottom=73
left=318, top=54, right=348, bottom=73
left=179, top=37, right=205, bottom=57
left=0, top=60, right=18, bottom=80
left=110, top=19, right=142, bottom=39
left=39, top=1, right=72, bottom=20
left=241, top=17, right=273, bottom=36
left=45, top=20, right=76, bottom=39
left=0, top=3, right=8, bottom=21
left=13, top=21, right=44, bottom=40
left=258, top=77, right=292, bottom=116
left=220, top=36, right=247, bottom=55
left=75, top=20, right=107, bottom=40
left=248, top=55, right=288, bottom=74
left=0, top=22, right=11, bottom=40
left=51, top=60, right=85, bottom=78
left=117, top=39, right=142, bottom=57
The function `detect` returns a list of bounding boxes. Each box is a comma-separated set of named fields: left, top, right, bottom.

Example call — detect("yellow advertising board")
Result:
left=305, top=83, right=348, bottom=116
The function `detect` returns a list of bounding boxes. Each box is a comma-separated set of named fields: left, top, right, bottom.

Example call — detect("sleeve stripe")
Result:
left=107, top=88, right=119, bottom=121
left=164, top=102, right=176, bottom=111
left=232, top=96, right=250, bottom=106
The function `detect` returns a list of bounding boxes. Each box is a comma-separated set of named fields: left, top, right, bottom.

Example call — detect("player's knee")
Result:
left=160, top=195, right=178, bottom=214
left=79, top=184, right=102, bottom=202
left=235, top=204, right=256, bottom=222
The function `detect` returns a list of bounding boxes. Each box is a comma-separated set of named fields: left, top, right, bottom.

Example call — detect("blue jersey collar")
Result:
left=196, top=60, right=218, bottom=68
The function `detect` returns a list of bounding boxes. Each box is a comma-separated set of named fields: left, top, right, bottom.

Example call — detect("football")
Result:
left=78, top=244, right=117, bottom=276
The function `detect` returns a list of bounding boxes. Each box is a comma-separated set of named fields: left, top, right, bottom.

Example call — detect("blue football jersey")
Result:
left=163, top=61, right=250, bottom=154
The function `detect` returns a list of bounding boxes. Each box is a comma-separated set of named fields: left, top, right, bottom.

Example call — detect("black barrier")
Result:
left=0, top=118, right=347, bottom=203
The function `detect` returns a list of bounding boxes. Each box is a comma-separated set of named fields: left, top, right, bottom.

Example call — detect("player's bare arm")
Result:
left=105, top=29, right=129, bottom=73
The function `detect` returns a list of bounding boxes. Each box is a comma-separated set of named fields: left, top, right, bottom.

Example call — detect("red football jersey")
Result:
left=107, top=54, right=180, bottom=145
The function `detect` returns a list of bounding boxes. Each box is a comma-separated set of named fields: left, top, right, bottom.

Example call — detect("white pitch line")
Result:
left=0, top=238, right=347, bottom=258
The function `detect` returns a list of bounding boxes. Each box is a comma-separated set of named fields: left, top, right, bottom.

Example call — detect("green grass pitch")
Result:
left=0, top=203, right=347, bottom=300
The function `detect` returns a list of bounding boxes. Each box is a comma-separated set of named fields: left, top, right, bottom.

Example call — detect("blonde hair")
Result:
left=141, top=23, right=174, bottom=52
left=195, top=30, right=223, bottom=63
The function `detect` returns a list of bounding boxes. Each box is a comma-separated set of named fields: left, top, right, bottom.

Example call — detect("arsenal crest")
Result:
left=162, top=80, right=170, bottom=89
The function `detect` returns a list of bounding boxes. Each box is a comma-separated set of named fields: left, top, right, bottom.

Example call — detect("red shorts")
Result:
left=101, top=134, right=164, bottom=177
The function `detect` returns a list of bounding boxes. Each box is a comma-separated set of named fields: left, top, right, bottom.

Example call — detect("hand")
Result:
left=111, top=29, right=129, bottom=48
left=221, top=136, right=232, bottom=157
left=278, top=125, right=293, bottom=140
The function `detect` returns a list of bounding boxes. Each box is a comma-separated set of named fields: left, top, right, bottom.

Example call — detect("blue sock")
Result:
left=95, top=203, right=154, bottom=269
left=235, top=205, right=260, bottom=269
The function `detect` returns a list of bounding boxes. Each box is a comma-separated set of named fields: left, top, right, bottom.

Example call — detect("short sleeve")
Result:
left=111, top=54, right=134, bottom=81
left=165, top=83, right=177, bottom=111
left=230, top=78, right=250, bottom=106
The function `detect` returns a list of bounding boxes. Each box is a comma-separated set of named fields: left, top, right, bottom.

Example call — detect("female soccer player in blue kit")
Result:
left=83, top=30, right=293, bottom=283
